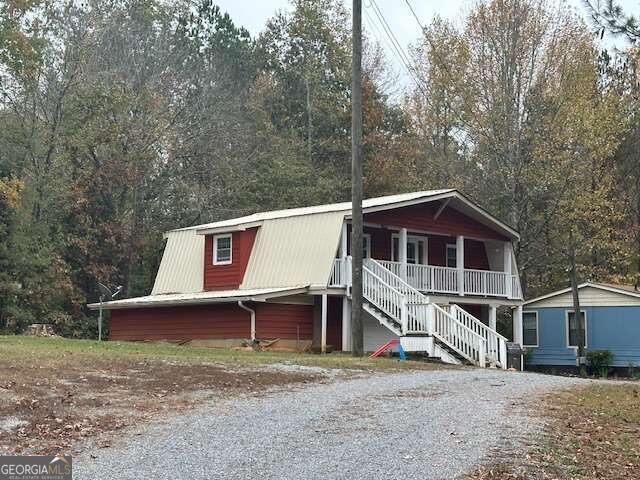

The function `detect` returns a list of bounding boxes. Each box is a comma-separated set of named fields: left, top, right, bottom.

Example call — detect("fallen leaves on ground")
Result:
left=0, top=355, right=317, bottom=455
left=467, top=382, right=640, bottom=479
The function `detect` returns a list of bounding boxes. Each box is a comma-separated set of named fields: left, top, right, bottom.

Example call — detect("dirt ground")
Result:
left=467, top=382, right=640, bottom=479
left=0, top=341, right=319, bottom=455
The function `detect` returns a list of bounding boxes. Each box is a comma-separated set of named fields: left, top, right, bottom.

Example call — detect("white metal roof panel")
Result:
left=240, top=211, right=345, bottom=289
left=151, top=229, right=204, bottom=295
left=88, top=287, right=307, bottom=310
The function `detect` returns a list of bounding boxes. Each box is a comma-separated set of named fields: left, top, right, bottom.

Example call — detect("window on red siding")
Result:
left=213, top=234, right=232, bottom=264
left=446, top=244, right=457, bottom=268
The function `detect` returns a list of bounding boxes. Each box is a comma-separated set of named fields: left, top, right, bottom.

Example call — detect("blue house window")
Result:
left=566, top=310, right=587, bottom=348
left=522, top=311, right=538, bottom=347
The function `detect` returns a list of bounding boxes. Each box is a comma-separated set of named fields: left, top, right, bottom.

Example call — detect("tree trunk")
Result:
left=569, top=245, right=586, bottom=376
left=306, top=76, right=312, bottom=165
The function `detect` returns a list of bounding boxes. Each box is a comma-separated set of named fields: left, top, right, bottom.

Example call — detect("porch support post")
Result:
left=504, top=242, right=513, bottom=299
left=456, top=235, right=465, bottom=296
left=340, top=222, right=348, bottom=258
left=341, top=296, right=352, bottom=351
left=489, top=305, right=497, bottom=331
left=513, top=305, right=523, bottom=345
left=321, top=294, right=328, bottom=353
left=399, top=227, right=408, bottom=280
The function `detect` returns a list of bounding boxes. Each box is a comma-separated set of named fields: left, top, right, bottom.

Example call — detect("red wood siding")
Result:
left=109, top=302, right=314, bottom=341
left=347, top=226, right=490, bottom=269
left=346, top=225, right=392, bottom=261
left=326, top=296, right=342, bottom=350
left=203, top=228, right=257, bottom=291
left=458, top=304, right=483, bottom=320
left=464, top=239, right=490, bottom=270
left=365, top=202, right=509, bottom=241
left=255, top=303, right=313, bottom=339
left=109, top=304, right=251, bottom=340
left=426, top=234, right=453, bottom=266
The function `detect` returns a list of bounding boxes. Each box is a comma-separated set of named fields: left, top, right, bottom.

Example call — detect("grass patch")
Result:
left=0, top=335, right=444, bottom=371
left=468, top=382, right=640, bottom=479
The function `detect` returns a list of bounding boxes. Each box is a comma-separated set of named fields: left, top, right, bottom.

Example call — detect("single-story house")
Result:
left=521, top=282, right=640, bottom=367
left=89, top=189, right=525, bottom=368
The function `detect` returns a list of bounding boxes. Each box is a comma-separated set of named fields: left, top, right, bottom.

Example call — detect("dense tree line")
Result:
left=0, top=0, right=638, bottom=336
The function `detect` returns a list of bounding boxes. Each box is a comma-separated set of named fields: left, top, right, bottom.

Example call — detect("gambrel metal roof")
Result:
left=143, top=189, right=519, bottom=301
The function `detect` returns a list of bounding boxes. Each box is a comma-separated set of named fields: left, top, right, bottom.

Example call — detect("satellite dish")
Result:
left=98, top=282, right=112, bottom=299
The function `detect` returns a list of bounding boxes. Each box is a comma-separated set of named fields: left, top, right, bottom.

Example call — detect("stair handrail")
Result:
left=431, top=303, right=487, bottom=367
left=366, top=258, right=432, bottom=333
left=364, top=258, right=425, bottom=304
left=362, top=265, right=409, bottom=332
left=450, top=304, right=508, bottom=369
left=362, top=259, right=490, bottom=367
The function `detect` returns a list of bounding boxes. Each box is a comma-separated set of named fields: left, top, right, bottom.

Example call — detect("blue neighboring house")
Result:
left=521, top=282, right=640, bottom=367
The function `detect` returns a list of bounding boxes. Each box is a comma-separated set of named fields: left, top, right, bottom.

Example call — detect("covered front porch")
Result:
left=329, top=223, right=522, bottom=301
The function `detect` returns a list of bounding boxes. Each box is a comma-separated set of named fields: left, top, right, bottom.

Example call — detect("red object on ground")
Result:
left=369, top=339, right=400, bottom=358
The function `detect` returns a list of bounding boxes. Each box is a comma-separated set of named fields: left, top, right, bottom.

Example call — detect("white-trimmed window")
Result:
left=522, top=311, right=539, bottom=347
left=213, top=234, right=232, bottom=265
left=566, top=310, right=587, bottom=348
left=446, top=244, right=457, bottom=268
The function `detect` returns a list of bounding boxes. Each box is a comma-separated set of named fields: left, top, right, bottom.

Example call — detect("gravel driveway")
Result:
left=74, top=368, right=582, bottom=479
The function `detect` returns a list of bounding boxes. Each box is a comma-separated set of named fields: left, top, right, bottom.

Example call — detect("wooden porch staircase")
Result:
left=362, top=258, right=508, bottom=368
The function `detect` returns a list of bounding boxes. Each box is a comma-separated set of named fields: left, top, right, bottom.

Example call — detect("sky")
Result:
left=214, top=0, right=639, bottom=92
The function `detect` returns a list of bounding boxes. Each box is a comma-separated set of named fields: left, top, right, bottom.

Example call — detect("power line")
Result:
left=365, top=0, right=428, bottom=99
left=367, top=0, right=494, bottom=150
left=366, top=0, right=426, bottom=91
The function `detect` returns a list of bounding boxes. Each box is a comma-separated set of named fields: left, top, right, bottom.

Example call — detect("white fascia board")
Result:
left=195, top=221, right=262, bottom=235
left=349, top=191, right=454, bottom=217
left=521, top=282, right=640, bottom=307
left=587, top=283, right=640, bottom=299
left=88, top=287, right=309, bottom=310
left=348, top=190, right=520, bottom=240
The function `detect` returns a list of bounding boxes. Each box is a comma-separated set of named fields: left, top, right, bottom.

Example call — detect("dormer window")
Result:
left=213, top=234, right=232, bottom=265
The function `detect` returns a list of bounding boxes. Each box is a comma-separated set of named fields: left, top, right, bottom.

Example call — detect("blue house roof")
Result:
left=524, top=282, right=640, bottom=308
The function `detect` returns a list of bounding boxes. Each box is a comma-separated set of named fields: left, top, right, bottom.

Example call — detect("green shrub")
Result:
left=586, top=350, right=614, bottom=378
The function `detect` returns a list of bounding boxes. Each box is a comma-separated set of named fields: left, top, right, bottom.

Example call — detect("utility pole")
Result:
left=351, top=0, right=364, bottom=356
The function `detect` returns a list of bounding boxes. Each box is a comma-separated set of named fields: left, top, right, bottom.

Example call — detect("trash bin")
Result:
left=506, top=342, right=525, bottom=370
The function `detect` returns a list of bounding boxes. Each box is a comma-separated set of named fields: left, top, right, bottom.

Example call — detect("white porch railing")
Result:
left=464, top=268, right=508, bottom=297
left=450, top=304, right=508, bottom=369
left=330, top=257, right=350, bottom=287
left=511, top=275, right=522, bottom=300
left=331, top=258, right=522, bottom=300
left=359, top=259, right=489, bottom=367
left=376, top=260, right=459, bottom=294
left=363, top=258, right=426, bottom=304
